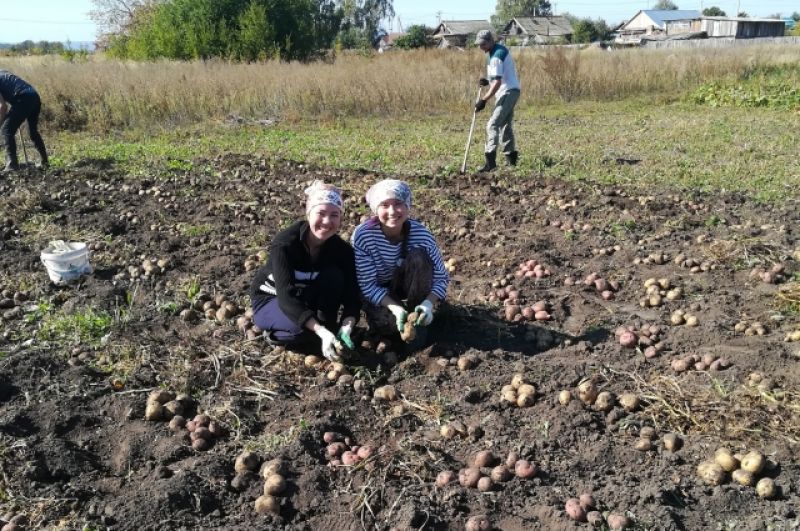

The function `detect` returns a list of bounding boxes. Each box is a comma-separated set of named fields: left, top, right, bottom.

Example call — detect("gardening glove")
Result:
left=315, top=327, right=342, bottom=362
left=413, top=299, right=435, bottom=327
left=387, top=304, right=408, bottom=333
left=478, top=77, right=489, bottom=86
left=474, top=99, right=487, bottom=112
left=337, top=321, right=355, bottom=350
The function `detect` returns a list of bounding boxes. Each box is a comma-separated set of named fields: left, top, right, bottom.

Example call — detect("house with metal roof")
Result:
left=502, top=17, right=574, bottom=44
left=432, top=20, right=491, bottom=48
left=615, top=10, right=701, bottom=43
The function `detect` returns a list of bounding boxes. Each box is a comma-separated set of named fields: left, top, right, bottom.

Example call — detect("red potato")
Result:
left=619, top=331, right=638, bottom=348
left=458, top=467, right=481, bottom=488
left=565, top=498, right=587, bottom=522
left=327, top=442, right=346, bottom=458
left=579, top=493, right=595, bottom=510
left=341, top=451, right=360, bottom=466
left=490, top=465, right=512, bottom=482
left=473, top=450, right=497, bottom=468
left=506, top=451, right=520, bottom=468
left=357, top=446, right=374, bottom=459
left=607, top=513, right=631, bottom=530
left=477, top=476, right=494, bottom=492
left=436, top=470, right=457, bottom=487
left=514, top=459, right=537, bottom=479
left=323, top=431, right=342, bottom=444
left=534, top=310, right=551, bottom=321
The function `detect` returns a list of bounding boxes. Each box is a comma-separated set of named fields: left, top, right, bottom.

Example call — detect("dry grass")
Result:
left=5, top=43, right=800, bottom=132
left=622, top=370, right=800, bottom=446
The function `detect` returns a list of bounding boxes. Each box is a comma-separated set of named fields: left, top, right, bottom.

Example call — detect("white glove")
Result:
left=315, top=327, right=342, bottom=362
left=413, top=299, right=434, bottom=327
left=387, top=304, right=408, bottom=333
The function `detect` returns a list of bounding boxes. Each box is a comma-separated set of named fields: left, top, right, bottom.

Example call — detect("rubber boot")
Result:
left=3, top=153, right=19, bottom=173
left=505, top=151, right=518, bottom=166
left=477, top=151, right=496, bottom=173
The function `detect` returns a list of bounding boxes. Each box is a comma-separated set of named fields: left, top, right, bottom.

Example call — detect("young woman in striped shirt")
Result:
left=351, top=179, right=449, bottom=345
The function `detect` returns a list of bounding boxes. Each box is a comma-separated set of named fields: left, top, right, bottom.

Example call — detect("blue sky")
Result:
left=1, top=0, right=797, bottom=42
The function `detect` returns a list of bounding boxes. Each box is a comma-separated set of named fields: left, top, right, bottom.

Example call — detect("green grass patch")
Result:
left=689, top=64, right=800, bottom=110
left=38, top=308, right=113, bottom=345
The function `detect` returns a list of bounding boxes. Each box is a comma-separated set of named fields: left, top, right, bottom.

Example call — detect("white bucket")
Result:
left=40, top=240, right=93, bottom=284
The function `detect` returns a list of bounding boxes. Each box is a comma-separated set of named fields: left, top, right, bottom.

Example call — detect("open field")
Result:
left=0, top=48, right=799, bottom=530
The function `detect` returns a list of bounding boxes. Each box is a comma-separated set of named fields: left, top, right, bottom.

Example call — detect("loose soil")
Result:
left=0, top=155, right=799, bottom=530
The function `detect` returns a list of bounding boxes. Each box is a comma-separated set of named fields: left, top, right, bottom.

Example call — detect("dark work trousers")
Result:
left=2, top=91, right=48, bottom=168
left=363, top=248, right=433, bottom=336
left=252, top=265, right=344, bottom=343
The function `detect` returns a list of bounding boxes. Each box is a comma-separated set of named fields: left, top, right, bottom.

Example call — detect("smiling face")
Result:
left=376, top=198, right=409, bottom=237
left=306, top=204, right=341, bottom=244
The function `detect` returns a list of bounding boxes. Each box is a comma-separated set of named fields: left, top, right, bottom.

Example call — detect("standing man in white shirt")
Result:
left=473, top=29, right=521, bottom=172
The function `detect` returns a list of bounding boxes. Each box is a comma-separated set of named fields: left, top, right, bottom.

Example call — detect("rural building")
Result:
left=699, top=17, right=785, bottom=38
left=614, top=10, right=701, bottom=43
left=502, top=17, right=574, bottom=44
left=432, top=20, right=491, bottom=48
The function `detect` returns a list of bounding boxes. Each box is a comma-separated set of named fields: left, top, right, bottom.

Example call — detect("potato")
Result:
left=192, top=438, right=210, bottom=451
left=714, top=448, right=739, bottom=472
left=490, top=465, right=512, bottom=482
left=261, top=459, right=288, bottom=479
left=516, top=394, right=535, bottom=407
left=149, top=389, right=175, bottom=404
left=357, top=446, right=373, bottom=459
left=586, top=511, right=603, bottom=526
left=235, top=451, right=260, bottom=473
left=193, top=427, right=213, bottom=441
left=457, top=354, right=478, bottom=371
left=323, top=431, right=341, bottom=444
left=440, top=424, right=458, bottom=439
left=435, top=470, right=457, bottom=487
left=578, top=493, right=595, bottom=510
left=663, top=433, right=681, bottom=452
left=193, top=414, right=210, bottom=427
left=740, top=451, right=765, bottom=474
left=373, top=385, right=397, bottom=401
left=514, top=459, right=536, bottom=479
left=558, top=390, right=572, bottom=405
left=511, top=373, right=526, bottom=389
left=618, top=393, right=640, bottom=412
left=458, top=467, right=481, bottom=488
left=305, top=355, right=324, bottom=368
left=401, top=313, right=418, bottom=342
left=731, top=469, right=755, bottom=487
left=697, top=461, right=726, bottom=485
left=607, top=512, right=630, bottom=530
left=254, top=494, right=280, bottom=515
left=327, top=442, right=346, bottom=458
left=577, top=380, right=598, bottom=405
left=634, top=438, right=652, bottom=452
left=755, top=477, right=777, bottom=499
left=505, top=305, right=521, bottom=321
left=473, top=450, right=496, bottom=468
left=341, top=451, right=359, bottom=466
left=465, top=515, right=492, bottom=531
left=145, top=401, right=164, bottom=421
left=619, top=331, right=638, bottom=348
left=264, top=474, right=287, bottom=495
left=476, top=476, right=494, bottom=492
left=671, top=358, right=689, bottom=373
left=565, top=498, right=587, bottom=522
left=593, top=391, right=615, bottom=412
left=169, top=415, right=186, bottom=432
left=517, top=383, right=536, bottom=396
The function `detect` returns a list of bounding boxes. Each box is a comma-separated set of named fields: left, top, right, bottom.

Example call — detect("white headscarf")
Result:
left=364, top=179, right=412, bottom=213
left=304, top=180, right=343, bottom=213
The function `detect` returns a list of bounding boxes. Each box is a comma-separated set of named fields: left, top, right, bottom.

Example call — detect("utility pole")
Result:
left=436, top=10, right=442, bottom=25
left=737, top=0, right=741, bottom=16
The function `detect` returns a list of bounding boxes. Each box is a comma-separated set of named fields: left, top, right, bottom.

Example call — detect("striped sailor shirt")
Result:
left=351, top=218, right=449, bottom=306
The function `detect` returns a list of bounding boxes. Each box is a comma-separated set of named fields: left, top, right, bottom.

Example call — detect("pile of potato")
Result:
left=614, top=323, right=666, bottom=358
left=500, top=373, right=537, bottom=407
left=734, top=320, right=767, bottom=336
left=640, top=277, right=682, bottom=308
left=503, top=300, right=551, bottom=323
left=546, top=197, right=578, bottom=211
left=235, top=309, right=261, bottom=340
left=126, top=257, right=170, bottom=280
left=749, top=263, right=788, bottom=284
left=234, top=453, right=292, bottom=517
left=591, top=245, right=620, bottom=257
left=303, top=358, right=354, bottom=386
left=486, top=283, right=519, bottom=305
left=670, top=353, right=731, bottom=373
left=746, top=372, right=777, bottom=392
left=670, top=309, right=699, bottom=327
left=173, top=413, right=227, bottom=451
left=0, top=289, right=27, bottom=323
left=514, top=259, right=551, bottom=279
left=201, top=294, right=244, bottom=323
left=444, top=257, right=458, bottom=274
left=437, top=450, right=537, bottom=493
left=674, top=253, right=716, bottom=273
left=697, top=448, right=778, bottom=498
left=564, top=493, right=631, bottom=529
left=561, top=381, right=641, bottom=415
left=144, top=389, right=194, bottom=422
left=243, top=249, right=269, bottom=272
left=565, top=272, right=619, bottom=301
left=324, top=432, right=375, bottom=467
left=634, top=251, right=669, bottom=266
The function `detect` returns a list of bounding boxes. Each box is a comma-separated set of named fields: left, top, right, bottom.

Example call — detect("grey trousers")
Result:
left=485, top=89, right=520, bottom=155
left=363, top=248, right=433, bottom=336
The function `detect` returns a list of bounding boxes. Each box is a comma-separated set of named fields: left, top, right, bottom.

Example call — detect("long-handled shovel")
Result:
left=460, top=86, right=483, bottom=175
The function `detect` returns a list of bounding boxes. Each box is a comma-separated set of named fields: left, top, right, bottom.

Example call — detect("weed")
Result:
left=185, top=278, right=202, bottom=301
left=563, top=230, right=575, bottom=241
left=38, top=308, right=113, bottom=345
left=704, top=214, right=724, bottom=227
left=179, top=223, right=213, bottom=237
left=24, top=301, right=52, bottom=324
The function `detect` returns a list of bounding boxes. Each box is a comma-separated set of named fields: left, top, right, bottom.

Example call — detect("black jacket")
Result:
left=0, top=70, right=36, bottom=103
left=249, top=220, right=360, bottom=326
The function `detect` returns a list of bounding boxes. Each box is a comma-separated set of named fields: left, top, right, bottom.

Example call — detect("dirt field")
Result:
left=0, top=155, right=799, bottom=530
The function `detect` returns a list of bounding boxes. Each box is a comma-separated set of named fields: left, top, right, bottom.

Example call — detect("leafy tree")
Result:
left=702, top=7, right=726, bottom=16
left=338, top=0, right=394, bottom=46
left=491, top=0, right=552, bottom=28
left=792, top=12, right=800, bottom=22
left=652, top=0, right=678, bottom=10
left=394, top=25, right=431, bottom=49
left=737, top=11, right=748, bottom=17
left=563, top=13, right=610, bottom=43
